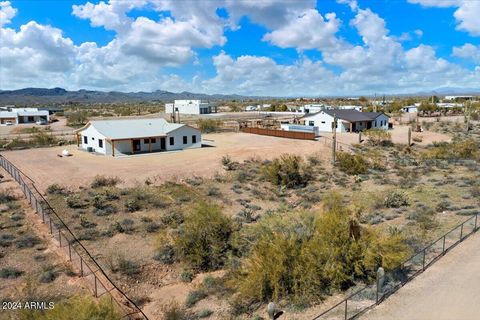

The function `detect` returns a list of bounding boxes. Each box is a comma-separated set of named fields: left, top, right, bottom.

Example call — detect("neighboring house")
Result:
left=401, top=105, right=418, bottom=113
left=245, top=105, right=257, bottom=111
left=0, top=107, right=49, bottom=125
left=302, top=109, right=390, bottom=133
left=444, top=95, right=473, bottom=101
left=75, top=118, right=202, bottom=156
left=165, top=100, right=212, bottom=115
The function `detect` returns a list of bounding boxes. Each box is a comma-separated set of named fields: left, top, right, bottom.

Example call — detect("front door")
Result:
left=160, top=137, right=166, bottom=150
left=132, top=139, right=141, bottom=152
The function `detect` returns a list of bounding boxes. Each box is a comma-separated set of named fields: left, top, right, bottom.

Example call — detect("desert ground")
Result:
left=1, top=126, right=451, bottom=193
left=362, top=231, right=480, bottom=320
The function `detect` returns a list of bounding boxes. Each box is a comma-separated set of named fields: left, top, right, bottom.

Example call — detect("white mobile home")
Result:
left=165, top=100, right=212, bottom=115
left=401, top=105, right=418, bottom=113
left=302, top=110, right=390, bottom=133
left=0, top=107, right=49, bottom=125
left=75, top=118, right=202, bottom=156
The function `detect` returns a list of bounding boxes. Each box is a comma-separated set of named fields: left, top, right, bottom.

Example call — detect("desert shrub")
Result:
left=423, top=139, right=479, bottom=161
left=221, top=155, right=238, bottom=171
left=206, top=186, right=221, bottom=197
left=0, top=233, right=15, bottom=247
left=46, top=184, right=67, bottom=195
left=233, top=204, right=410, bottom=303
left=175, top=203, right=232, bottom=271
left=91, top=175, right=120, bottom=188
left=80, top=217, right=97, bottom=229
left=92, top=195, right=117, bottom=216
left=154, top=245, right=176, bottom=264
left=65, top=194, right=86, bottom=208
left=162, top=300, right=187, bottom=320
left=185, top=289, right=208, bottom=308
left=262, top=154, right=311, bottom=188
left=116, top=256, right=140, bottom=276
left=384, top=191, right=409, bottom=208
left=0, top=267, right=23, bottom=279
left=197, top=309, right=214, bottom=318
left=125, top=198, right=142, bottom=212
left=197, top=118, right=221, bottom=133
left=161, top=211, right=184, bottom=228
left=19, top=295, right=121, bottom=320
left=66, top=111, right=89, bottom=127
left=364, top=129, right=392, bottom=146
left=180, top=269, right=195, bottom=282
left=39, top=265, right=57, bottom=283
left=0, top=190, right=16, bottom=204
left=16, top=235, right=41, bottom=248
left=145, top=222, right=160, bottom=233
left=336, top=152, right=369, bottom=175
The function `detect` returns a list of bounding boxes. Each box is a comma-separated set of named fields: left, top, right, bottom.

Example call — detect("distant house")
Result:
left=165, top=100, right=212, bottom=115
left=401, top=105, right=418, bottom=113
left=245, top=105, right=257, bottom=111
left=75, top=118, right=201, bottom=156
left=0, top=107, right=49, bottom=125
left=302, top=109, right=390, bottom=133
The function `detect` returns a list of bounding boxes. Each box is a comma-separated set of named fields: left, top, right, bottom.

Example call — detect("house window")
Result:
left=83, top=136, right=88, bottom=144
left=183, top=136, right=188, bottom=144
left=321, top=121, right=326, bottom=124
left=150, top=138, right=156, bottom=143
left=192, top=135, right=197, bottom=143
left=144, top=138, right=149, bottom=144
left=98, top=139, right=103, bottom=148
left=169, top=137, right=174, bottom=145
left=309, top=121, right=315, bottom=126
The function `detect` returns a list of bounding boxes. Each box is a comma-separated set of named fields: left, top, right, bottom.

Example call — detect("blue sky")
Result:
left=0, top=0, right=479, bottom=95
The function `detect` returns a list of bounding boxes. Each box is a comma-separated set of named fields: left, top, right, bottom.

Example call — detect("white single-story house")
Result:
left=165, top=100, right=212, bottom=115
left=75, top=118, right=202, bottom=156
left=0, top=107, right=49, bottom=125
left=302, top=109, right=390, bottom=133
left=401, top=105, right=418, bottom=113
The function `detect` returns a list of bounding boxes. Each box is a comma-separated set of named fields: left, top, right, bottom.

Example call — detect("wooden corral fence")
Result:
left=0, top=155, right=148, bottom=320
left=241, top=127, right=316, bottom=140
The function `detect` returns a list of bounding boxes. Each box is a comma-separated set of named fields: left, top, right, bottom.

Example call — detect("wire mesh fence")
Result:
left=0, top=155, right=148, bottom=320
left=312, top=212, right=479, bottom=320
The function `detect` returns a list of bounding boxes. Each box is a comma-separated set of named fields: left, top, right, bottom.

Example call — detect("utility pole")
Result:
left=332, top=114, right=337, bottom=164
left=408, top=126, right=412, bottom=146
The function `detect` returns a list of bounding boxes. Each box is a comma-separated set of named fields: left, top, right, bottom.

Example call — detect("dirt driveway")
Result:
left=2, top=132, right=327, bottom=191
left=362, top=232, right=480, bottom=320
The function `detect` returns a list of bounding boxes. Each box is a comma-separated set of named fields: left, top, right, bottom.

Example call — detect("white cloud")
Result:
left=0, top=1, right=16, bottom=26
left=262, top=9, right=342, bottom=51
left=453, top=43, right=480, bottom=64
left=408, top=0, right=480, bottom=36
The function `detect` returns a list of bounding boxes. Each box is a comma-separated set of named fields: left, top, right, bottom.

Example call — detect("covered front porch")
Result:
left=108, top=136, right=167, bottom=157
left=345, top=120, right=373, bottom=132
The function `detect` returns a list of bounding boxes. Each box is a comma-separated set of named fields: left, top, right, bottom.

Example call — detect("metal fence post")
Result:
left=94, top=276, right=98, bottom=297
left=475, top=214, right=478, bottom=231
left=422, top=248, right=426, bottom=270
left=58, top=230, right=62, bottom=246
left=344, top=299, right=348, bottom=320
left=68, top=244, right=72, bottom=261
left=442, top=235, right=446, bottom=254
left=460, top=224, right=464, bottom=241
left=80, top=258, right=84, bottom=276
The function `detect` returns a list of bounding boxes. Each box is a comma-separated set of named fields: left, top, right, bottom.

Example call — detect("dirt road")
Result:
left=362, top=232, right=480, bottom=320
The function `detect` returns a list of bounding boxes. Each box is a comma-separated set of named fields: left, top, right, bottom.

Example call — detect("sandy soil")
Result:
left=362, top=232, right=480, bottom=320
left=2, top=132, right=328, bottom=192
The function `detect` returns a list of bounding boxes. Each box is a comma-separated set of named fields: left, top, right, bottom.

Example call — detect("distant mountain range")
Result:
left=0, top=87, right=478, bottom=105
left=0, top=87, right=263, bottom=105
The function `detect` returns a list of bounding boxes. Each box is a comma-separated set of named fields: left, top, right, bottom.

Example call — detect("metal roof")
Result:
left=83, top=118, right=187, bottom=140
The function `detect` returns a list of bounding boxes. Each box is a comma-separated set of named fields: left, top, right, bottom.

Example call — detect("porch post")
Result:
left=349, top=122, right=353, bottom=132
left=131, top=139, right=134, bottom=154
left=111, top=140, right=115, bottom=157
left=149, top=138, right=152, bottom=152
left=76, top=134, right=80, bottom=147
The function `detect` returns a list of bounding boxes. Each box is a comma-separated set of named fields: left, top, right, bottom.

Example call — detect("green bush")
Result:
left=175, top=203, right=232, bottom=271
left=262, top=154, right=311, bottom=188
left=162, top=300, right=187, bottom=320
left=0, top=267, right=23, bottom=279
left=336, top=152, right=369, bottom=175
left=384, top=191, right=409, bottom=208
left=233, top=204, right=411, bottom=303
left=185, top=289, right=208, bottom=308
left=0, top=190, right=16, bottom=204
left=47, top=184, right=67, bottom=195
left=91, top=175, right=121, bottom=188
left=197, top=119, right=221, bottom=133
left=16, top=235, right=41, bottom=248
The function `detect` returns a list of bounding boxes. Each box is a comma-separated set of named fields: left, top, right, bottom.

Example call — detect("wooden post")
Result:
left=111, top=140, right=115, bottom=157
left=148, top=138, right=152, bottom=153
left=332, top=114, right=337, bottom=164
left=76, top=134, right=80, bottom=147
left=358, top=131, right=362, bottom=144
left=131, top=139, right=134, bottom=154
left=408, top=127, right=412, bottom=146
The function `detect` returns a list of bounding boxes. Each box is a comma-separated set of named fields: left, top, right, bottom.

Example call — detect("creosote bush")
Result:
left=174, top=202, right=233, bottom=271
left=364, top=129, right=393, bottom=146
left=336, top=152, right=369, bottom=175
left=197, top=118, right=221, bottom=133
left=91, top=175, right=121, bottom=188
left=262, top=154, right=311, bottom=188
left=384, top=190, right=409, bottom=208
